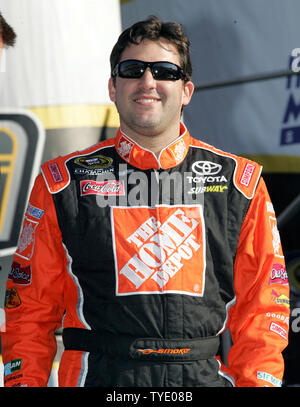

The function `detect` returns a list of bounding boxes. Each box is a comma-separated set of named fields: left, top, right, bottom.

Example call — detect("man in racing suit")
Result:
left=1, top=16, right=289, bottom=387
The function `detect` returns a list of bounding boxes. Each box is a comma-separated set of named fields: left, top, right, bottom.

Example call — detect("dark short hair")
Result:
left=110, top=15, right=192, bottom=82
left=0, top=12, right=16, bottom=47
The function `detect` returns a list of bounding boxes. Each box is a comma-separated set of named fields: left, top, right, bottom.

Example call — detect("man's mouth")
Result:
left=135, top=98, right=159, bottom=103
left=133, top=94, right=161, bottom=104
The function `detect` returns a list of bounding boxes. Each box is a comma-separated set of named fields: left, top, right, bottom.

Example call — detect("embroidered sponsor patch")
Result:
left=117, top=136, right=134, bottom=161
left=4, top=359, right=22, bottom=377
left=272, top=289, right=290, bottom=308
left=192, top=161, right=222, bottom=176
left=169, top=138, right=187, bottom=163
left=15, top=217, right=39, bottom=260
left=5, top=288, right=21, bottom=308
left=11, top=383, right=28, bottom=387
left=269, top=216, right=284, bottom=259
left=269, top=322, right=288, bottom=340
left=48, top=162, right=63, bottom=183
left=188, top=185, right=228, bottom=194
left=257, top=371, right=282, bottom=387
left=266, top=201, right=275, bottom=214
left=111, top=205, right=206, bottom=296
left=26, top=203, right=44, bottom=220
left=268, top=263, right=288, bottom=285
left=240, top=163, right=255, bottom=187
left=74, top=155, right=113, bottom=169
left=137, top=348, right=191, bottom=355
left=80, top=180, right=125, bottom=196
left=8, top=262, right=31, bottom=285
left=74, top=167, right=115, bottom=176
left=4, top=374, right=23, bottom=385
left=265, top=312, right=289, bottom=326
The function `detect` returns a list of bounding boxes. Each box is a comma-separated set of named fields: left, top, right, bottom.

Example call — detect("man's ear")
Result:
left=182, top=80, right=194, bottom=107
left=108, top=77, right=116, bottom=103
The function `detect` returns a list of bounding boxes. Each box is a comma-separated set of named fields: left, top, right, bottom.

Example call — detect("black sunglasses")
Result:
left=112, top=59, right=187, bottom=81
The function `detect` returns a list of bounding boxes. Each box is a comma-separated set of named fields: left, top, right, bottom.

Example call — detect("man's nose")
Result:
left=138, top=68, right=156, bottom=88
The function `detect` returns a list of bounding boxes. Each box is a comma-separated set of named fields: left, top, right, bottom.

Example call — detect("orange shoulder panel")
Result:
left=41, top=138, right=115, bottom=194
left=190, top=138, right=262, bottom=199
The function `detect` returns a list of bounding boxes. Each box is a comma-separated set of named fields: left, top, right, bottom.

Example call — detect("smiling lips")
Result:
left=136, top=98, right=159, bottom=103
left=133, top=94, right=161, bottom=104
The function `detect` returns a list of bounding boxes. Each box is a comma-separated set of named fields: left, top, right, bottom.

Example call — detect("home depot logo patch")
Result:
left=169, top=138, right=187, bottom=163
left=269, top=216, right=284, bottom=259
left=15, top=217, right=39, bottom=260
left=117, top=135, right=134, bottom=161
left=111, top=205, right=206, bottom=296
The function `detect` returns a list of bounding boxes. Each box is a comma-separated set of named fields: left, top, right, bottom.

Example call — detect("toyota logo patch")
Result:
left=192, top=161, right=222, bottom=176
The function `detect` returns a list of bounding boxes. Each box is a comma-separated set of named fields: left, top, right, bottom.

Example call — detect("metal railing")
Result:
left=277, top=194, right=300, bottom=230
left=194, top=69, right=298, bottom=92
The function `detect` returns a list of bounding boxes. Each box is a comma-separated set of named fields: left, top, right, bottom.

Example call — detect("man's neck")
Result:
left=119, top=123, right=182, bottom=157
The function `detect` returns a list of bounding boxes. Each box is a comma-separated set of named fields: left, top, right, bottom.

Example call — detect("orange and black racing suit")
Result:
left=2, top=123, right=289, bottom=387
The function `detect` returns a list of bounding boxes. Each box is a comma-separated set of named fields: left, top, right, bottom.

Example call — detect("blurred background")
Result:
left=0, top=0, right=300, bottom=387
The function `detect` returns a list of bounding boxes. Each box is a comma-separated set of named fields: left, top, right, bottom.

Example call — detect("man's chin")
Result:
left=131, top=117, right=162, bottom=133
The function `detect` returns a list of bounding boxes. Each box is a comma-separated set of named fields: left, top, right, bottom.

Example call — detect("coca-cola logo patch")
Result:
left=80, top=180, right=125, bottom=196
left=111, top=205, right=206, bottom=296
